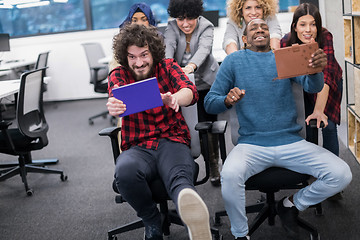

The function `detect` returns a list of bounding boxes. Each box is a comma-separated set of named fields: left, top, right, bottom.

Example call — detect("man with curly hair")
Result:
left=223, top=0, right=282, bottom=54
left=106, top=24, right=212, bottom=240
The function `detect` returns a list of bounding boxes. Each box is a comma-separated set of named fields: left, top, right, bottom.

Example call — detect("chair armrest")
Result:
left=195, top=121, right=212, bottom=132
left=99, top=126, right=122, bottom=163
left=308, top=119, right=325, bottom=128
left=211, top=120, right=227, bottom=134
left=99, top=126, right=121, bottom=138
left=0, top=120, right=12, bottom=130
left=90, top=65, right=107, bottom=71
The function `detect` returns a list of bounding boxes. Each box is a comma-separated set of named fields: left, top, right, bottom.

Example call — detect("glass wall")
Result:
left=90, top=0, right=226, bottom=30
left=0, top=0, right=86, bottom=37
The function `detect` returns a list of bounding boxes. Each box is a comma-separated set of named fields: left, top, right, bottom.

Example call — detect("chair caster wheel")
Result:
left=102, top=114, right=107, bottom=119
left=89, top=120, right=94, bottom=125
left=26, top=189, right=34, bottom=196
left=61, top=174, right=68, bottom=181
left=108, top=236, right=117, bottom=240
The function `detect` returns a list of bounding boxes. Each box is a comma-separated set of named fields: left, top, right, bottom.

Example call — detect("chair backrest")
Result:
left=181, top=74, right=201, bottom=158
left=229, top=81, right=306, bottom=146
left=81, top=42, right=109, bottom=84
left=16, top=68, right=49, bottom=146
left=35, top=51, right=50, bottom=69
left=202, top=10, right=219, bottom=27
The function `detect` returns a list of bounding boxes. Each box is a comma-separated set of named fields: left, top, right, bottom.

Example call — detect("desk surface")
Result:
left=0, top=77, right=50, bottom=99
left=0, top=79, right=20, bottom=99
left=0, top=59, right=37, bottom=71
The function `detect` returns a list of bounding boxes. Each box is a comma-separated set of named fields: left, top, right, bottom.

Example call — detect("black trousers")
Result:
left=114, top=139, right=196, bottom=226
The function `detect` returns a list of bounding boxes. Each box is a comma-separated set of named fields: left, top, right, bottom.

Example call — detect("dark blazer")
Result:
left=164, top=16, right=219, bottom=86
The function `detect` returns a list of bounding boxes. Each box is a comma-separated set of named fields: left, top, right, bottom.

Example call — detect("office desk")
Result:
left=0, top=59, right=36, bottom=79
left=0, top=79, right=20, bottom=99
left=0, top=77, right=50, bottom=99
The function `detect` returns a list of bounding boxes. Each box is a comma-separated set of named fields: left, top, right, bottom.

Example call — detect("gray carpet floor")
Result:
left=0, top=98, right=359, bottom=240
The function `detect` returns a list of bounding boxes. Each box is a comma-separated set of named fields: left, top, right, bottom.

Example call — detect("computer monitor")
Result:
left=0, top=33, right=10, bottom=52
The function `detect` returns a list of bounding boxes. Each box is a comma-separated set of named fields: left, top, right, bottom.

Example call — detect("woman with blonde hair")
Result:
left=223, top=0, right=282, bottom=54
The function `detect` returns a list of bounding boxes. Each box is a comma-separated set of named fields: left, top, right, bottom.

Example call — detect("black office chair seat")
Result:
left=214, top=167, right=320, bottom=240
left=246, top=167, right=310, bottom=192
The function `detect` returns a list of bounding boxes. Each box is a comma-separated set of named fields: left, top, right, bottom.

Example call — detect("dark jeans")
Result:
left=114, top=139, right=196, bottom=226
left=306, top=119, right=339, bottom=156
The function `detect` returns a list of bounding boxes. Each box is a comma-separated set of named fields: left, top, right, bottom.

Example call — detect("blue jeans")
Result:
left=114, top=139, right=196, bottom=227
left=221, top=140, right=352, bottom=238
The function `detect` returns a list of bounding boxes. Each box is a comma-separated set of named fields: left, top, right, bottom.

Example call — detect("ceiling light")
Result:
left=0, top=4, right=13, bottom=8
left=16, top=0, right=49, bottom=8
left=4, top=0, right=40, bottom=5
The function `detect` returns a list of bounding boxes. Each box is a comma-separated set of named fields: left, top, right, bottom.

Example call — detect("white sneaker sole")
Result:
left=178, top=188, right=211, bottom=240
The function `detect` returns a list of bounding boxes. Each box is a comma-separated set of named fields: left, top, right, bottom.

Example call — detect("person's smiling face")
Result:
left=242, top=0, right=264, bottom=24
left=127, top=45, right=154, bottom=81
left=294, top=14, right=317, bottom=44
left=176, top=17, right=198, bottom=35
left=242, top=19, right=270, bottom=52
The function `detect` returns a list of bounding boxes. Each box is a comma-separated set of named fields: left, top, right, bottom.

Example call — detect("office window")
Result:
left=0, top=0, right=86, bottom=37
left=278, top=0, right=300, bottom=12
left=90, top=0, right=227, bottom=30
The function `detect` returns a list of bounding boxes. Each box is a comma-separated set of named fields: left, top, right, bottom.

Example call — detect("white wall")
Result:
left=6, top=28, right=119, bottom=101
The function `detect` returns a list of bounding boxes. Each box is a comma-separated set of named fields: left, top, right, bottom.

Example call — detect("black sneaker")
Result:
left=276, top=197, right=299, bottom=239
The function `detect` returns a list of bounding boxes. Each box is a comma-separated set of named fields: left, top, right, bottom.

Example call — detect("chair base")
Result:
left=0, top=158, right=59, bottom=168
left=214, top=193, right=320, bottom=239
left=0, top=162, right=67, bottom=196
left=108, top=205, right=222, bottom=240
left=88, top=110, right=116, bottom=126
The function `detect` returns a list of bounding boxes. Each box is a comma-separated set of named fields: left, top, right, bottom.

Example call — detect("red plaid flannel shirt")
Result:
left=281, top=28, right=343, bottom=124
left=108, top=58, right=199, bottom=151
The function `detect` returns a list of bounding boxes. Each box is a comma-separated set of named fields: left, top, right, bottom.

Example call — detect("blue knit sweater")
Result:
left=204, top=49, right=324, bottom=147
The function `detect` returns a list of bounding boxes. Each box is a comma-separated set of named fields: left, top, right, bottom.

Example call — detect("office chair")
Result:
left=34, top=51, right=50, bottom=93
left=82, top=42, right=116, bottom=125
left=202, top=10, right=220, bottom=27
left=0, top=68, right=67, bottom=196
left=0, top=52, right=50, bottom=133
left=35, top=51, right=50, bottom=71
left=99, top=95, right=222, bottom=240
left=212, top=82, right=322, bottom=240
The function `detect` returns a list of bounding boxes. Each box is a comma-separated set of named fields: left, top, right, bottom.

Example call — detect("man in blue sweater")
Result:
left=204, top=19, right=352, bottom=240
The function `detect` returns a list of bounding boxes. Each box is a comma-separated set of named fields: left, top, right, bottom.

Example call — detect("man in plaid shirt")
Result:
left=106, top=24, right=211, bottom=240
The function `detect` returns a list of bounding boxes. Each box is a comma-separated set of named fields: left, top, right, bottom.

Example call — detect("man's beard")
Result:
left=130, top=64, right=154, bottom=81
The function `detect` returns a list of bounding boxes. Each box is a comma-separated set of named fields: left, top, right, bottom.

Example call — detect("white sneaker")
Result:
left=178, top=188, right=211, bottom=240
